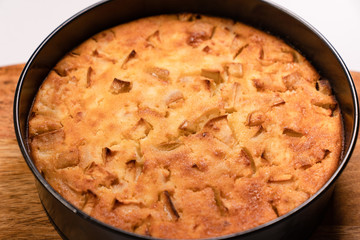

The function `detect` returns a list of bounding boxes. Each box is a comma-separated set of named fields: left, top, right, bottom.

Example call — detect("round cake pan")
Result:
left=14, top=0, right=359, bottom=239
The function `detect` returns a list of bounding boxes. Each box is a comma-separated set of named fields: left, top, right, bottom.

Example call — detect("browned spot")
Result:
left=126, top=159, right=136, bottom=166
left=259, top=47, right=264, bottom=60
left=202, top=45, right=211, bottom=53
left=29, top=111, right=36, bottom=119
left=121, top=50, right=137, bottom=69
left=91, top=49, right=99, bottom=57
left=86, top=66, right=93, bottom=88
left=102, top=147, right=113, bottom=163
left=157, top=141, right=183, bottom=151
left=252, top=79, right=265, bottom=91
left=191, top=163, right=199, bottom=169
left=299, top=163, right=312, bottom=170
left=160, top=191, right=180, bottom=220
left=111, top=198, right=123, bottom=210
left=323, top=149, right=331, bottom=159
left=53, top=69, right=65, bottom=77
left=233, top=43, right=249, bottom=60
left=193, top=224, right=199, bottom=231
left=202, top=79, right=212, bottom=91
left=191, top=161, right=208, bottom=172
left=146, top=30, right=160, bottom=42
left=165, top=191, right=179, bottom=219
left=269, top=201, right=280, bottom=217
left=69, top=52, right=80, bottom=57
left=261, top=150, right=269, bottom=161
left=75, top=112, right=84, bottom=122
left=124, top=159, right=143, bottom=182
left=283, top=127, right=304, bottom=138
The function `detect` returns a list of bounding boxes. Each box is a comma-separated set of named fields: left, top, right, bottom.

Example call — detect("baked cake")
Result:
left=28, top=14, right=343, bottom=239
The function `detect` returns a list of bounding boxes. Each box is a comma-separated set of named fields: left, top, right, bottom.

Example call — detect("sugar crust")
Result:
left=28, top=14, right=343, bottom=239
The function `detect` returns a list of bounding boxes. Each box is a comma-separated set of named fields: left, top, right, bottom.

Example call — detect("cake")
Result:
left=28, top=13, right=343, bottom=239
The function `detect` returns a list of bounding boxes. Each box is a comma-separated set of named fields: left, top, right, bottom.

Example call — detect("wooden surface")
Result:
left=0, top=64, right=359, bottom=240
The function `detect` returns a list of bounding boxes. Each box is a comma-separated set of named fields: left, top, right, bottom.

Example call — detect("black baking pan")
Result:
left=13, top=0, right=359, bottom=239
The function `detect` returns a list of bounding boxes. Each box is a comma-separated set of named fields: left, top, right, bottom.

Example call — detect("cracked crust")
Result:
left=28, top=14, right=343, bottom=239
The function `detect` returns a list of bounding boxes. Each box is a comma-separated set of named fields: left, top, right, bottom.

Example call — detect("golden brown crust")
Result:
left=28, top=14, right=343, bottom=239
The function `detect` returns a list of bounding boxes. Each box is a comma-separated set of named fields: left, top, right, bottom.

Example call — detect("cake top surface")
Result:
left=29, top=14, right=342, bottom=239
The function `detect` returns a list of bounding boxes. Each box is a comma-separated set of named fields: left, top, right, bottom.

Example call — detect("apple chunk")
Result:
left=201, top=69, right=223, bottom=84
left=109, top=78, right=132, bottom=94
left=225, top=62, right=243, bottom=78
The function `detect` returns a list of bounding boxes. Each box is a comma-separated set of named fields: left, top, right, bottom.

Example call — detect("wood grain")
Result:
left=0, top=64, right=359, bottom=240
left=0, top=64, right=60, bottom=239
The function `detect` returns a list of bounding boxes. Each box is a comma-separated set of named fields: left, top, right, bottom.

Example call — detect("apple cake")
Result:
left=28, top=14, right=343, bottom=239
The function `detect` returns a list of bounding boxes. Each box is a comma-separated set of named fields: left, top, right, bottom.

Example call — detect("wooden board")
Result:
left=0, top=64, right=359, bottom=239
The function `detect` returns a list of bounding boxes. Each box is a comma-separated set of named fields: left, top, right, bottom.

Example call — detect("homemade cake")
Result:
left=28, top=14, right=343, bottom=239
